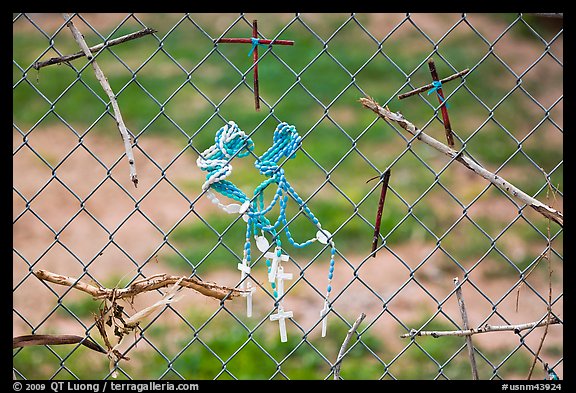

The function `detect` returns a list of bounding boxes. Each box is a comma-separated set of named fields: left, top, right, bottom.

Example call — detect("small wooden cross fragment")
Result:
left=398, top=59, right=469, bottom=147
left=216, top=19, right=294, bottom=111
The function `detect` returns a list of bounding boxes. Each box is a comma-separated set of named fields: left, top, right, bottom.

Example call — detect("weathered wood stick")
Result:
left=400, top=316, right=561, bottom=338
left=62, top=13, right=138, bottom=188
left=333, top=312, right=366, bottom=380
left=13, top=334, right=106, bottom=354
left=370, top=169, right=391, bottom=257
left=32, top=27, right=157, bottom=70
left=454, top=277, right=479, bottom=380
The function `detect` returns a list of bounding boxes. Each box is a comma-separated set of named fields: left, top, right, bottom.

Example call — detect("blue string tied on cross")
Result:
left=427, top=80, right=450, bottom=108
left=197, top=121, right=338, bottom=341
left=247, top=37, right=265, bottom=57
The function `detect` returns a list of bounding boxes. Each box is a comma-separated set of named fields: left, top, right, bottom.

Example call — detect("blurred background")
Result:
left=13, top=13, right=563, bottom=380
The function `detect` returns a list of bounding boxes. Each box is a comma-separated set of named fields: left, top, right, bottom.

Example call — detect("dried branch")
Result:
left=400, top=316, right=561, bottom=338
left=34, top=268, right=248, bottom=379
left=62, top=13, right=138, bottom=187
left=13, top=334, right=106, bottom=354
left=454, top=277, right=479, bottom=380
left=333, top=312, right=366, bottom=380
left=359, top=97, right=563, bottom=227
left=32, top=27, right=157, bottom=70
left=33, top=269, right=250, bottom=301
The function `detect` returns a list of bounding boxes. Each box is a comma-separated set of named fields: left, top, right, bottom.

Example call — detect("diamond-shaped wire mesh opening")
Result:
left=13, top=13, right=562, bottom=381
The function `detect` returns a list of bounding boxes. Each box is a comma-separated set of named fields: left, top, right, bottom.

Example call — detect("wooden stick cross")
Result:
left=398, top=58, right=469, bottom=147
left=216, top=19, right=294, bottom=111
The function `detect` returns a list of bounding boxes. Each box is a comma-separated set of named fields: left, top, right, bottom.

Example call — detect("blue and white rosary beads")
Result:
left=197, top=121, right=337, bottom=341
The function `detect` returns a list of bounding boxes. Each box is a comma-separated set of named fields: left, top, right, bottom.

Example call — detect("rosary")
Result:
left=197, top=121, right=337, bottom=342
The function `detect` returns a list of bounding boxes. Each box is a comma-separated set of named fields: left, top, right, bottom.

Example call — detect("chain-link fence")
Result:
left=13, top=13, right=563, bottom=381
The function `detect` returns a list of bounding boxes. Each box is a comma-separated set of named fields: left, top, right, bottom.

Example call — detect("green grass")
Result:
left=14, top=308, right=542, bottom=380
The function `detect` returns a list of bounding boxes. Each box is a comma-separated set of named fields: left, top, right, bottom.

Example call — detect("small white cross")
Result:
left=245, top=282, right=256, bottom=317
left=265, top=248, right=289, bottom=283
left=270, top=306, right=293, bottom=342
left=237, top=259, right=251, bottom=278
left=276, top=266, right=293, bottom=300
left=320, top=300, right=330, bottom=337
left=237, top=258, right=253, bottom=317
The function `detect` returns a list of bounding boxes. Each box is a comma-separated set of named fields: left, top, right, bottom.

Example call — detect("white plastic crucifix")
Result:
left=276, top=265, right=292, bottom=302
left=265, top=247, right=289, bottom=283
left=237, top=257, right=255, bottom=317
left=270, top=307, right=293, bottom=343
left=269, top=265, right=293, bottom=342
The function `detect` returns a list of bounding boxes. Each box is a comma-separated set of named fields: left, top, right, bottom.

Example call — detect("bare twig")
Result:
left=370, top=169, right=391, bottom=257
left=454, top=277, right=479, bottom=380
left=334, top=312, right=366, bottom=380
left=32, top=27, right=157, bottom=70
left=359, top=97, right=563, bottom=227
left=400, top=316, right=561, bottom=338
left=33, top=269, right=250, bottom=301
left=13, top=334, right=106, bottom=354
left=62, top=13, right=138, bottom=187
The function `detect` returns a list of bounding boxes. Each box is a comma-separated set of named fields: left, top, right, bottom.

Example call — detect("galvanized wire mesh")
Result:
left=13, top=13, right=563, bottom=381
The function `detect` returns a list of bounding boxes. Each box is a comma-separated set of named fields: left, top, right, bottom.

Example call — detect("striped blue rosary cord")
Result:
left=197, top=120, right=337, bottom=339
left=196, top=120, right=254, bottom=205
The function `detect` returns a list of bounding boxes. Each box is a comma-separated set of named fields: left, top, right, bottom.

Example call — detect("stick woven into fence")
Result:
left=62, top=13, right=139, bottom=188
left=32, top=27, right=157, bottom=70
left=400, top=316, right=561, bottom=338
left=454, top=277, right=479, bottom=380
left=13, top=334, right=106, bottom=353
left=359, top=97, right=563, bottom=227
left=334, top=312, right=366, bottom=380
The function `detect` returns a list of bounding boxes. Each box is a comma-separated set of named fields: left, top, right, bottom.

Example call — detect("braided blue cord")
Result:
left=198, top=121, right=337, bottom=301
